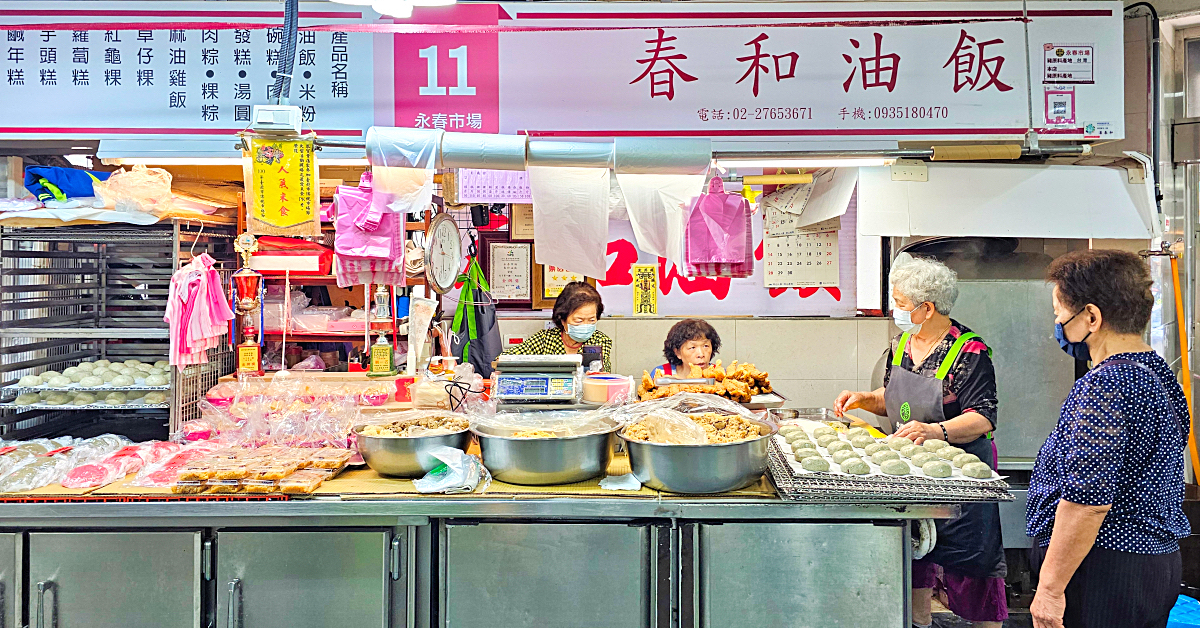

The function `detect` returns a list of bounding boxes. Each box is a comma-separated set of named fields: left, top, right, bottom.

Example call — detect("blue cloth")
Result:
left=23, top=166, right=110, bottom=202
left=1027, top=351, right=1192, bottom=554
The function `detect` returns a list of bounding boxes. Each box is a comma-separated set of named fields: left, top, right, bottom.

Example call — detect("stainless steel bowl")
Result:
left=353, top=425, right=472, bottom=478
left=619, top=419, right=777, bottom=494
left=472, top=425, right=619, bottom=485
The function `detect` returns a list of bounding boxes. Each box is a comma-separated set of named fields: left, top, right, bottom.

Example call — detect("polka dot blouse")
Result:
left=1026, top=351, right=1192, bottom=554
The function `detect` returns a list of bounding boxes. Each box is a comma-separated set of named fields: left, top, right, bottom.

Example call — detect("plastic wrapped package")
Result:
left=241, top=478, right=278, bottom=493
left=62, top=441, right=178, bottom=488
left=206, top=479, right=241, bottom=494
left=205, top=382, right=240, bottom=407
left=262, top=291, right=310, bottom=332
left=171, top=480, right=206, bottom=494
left=92, top=165, right=175, bottom=215
left=0, top=434, right=129, bottom=493
left=292, top=354, right=326, bottom=371
left=303, top=448, right=354, bottom=469
left=270, top=402, right=315, bottom=447
left=291, top=307, right=351, bottom=333
left=247, top=458, right=303, bottom=481
left=132, top=441, right=224, bottom=487
left=277, top=469, right=326, bottom=494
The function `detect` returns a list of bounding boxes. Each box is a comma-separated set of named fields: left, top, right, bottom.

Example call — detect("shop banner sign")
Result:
left=248, top=137, right=318, bottom=234
left=0, top=1, right=1122, bottom=144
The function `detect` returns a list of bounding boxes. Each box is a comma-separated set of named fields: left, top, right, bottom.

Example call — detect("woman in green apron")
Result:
left=835, top=253, right=1006, bottom=628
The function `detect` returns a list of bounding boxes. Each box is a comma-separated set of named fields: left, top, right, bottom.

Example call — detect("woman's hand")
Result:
left=893, top=421, right=941, bottom=445
left=1030, top=588, right=1066, bottom=628
left=834, top=390, right=876, bottom=417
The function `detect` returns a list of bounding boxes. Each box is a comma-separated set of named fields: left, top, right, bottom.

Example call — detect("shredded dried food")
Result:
left=625, top=412, right=761, bottom=444
left=359, top=415, right=469, bottom=438
left=511, top=430, right=556, bottom=438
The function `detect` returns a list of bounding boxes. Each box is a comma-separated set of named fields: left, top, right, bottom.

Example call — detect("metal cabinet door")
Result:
left=691, top=522, right=906, bottom=628
left=442, top=522, right=652, bottom=628
left=216, top=530, right=393, bottom=628
left=0, top=533, right=19, bottom=628
left=27, top=531, right=202, bottom=628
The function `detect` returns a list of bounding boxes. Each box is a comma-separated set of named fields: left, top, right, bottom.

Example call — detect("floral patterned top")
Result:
left=882, top=320, right=999, bottom=428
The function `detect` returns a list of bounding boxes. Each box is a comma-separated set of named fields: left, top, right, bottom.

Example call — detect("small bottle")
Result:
left=370, top=332, right=394, bottom=374
left=373, top=285, right=391, bottom=319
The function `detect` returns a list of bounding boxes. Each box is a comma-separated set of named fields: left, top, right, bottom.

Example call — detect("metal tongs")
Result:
left=654, top=377, right=716, bottom=386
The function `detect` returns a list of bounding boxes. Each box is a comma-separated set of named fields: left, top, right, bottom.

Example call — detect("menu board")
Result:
left=763, top=230, right=839, bottom=288
left=488, top=242, right=531, bottom=301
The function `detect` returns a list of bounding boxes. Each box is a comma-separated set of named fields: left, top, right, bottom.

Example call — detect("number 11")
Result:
left=418, top=45, right=476, bottom=96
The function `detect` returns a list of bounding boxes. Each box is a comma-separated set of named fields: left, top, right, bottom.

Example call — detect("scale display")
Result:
left=495, top=374, right=577, bottom=400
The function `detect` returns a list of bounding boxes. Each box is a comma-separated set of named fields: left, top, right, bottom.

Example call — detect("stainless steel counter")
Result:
left=0, top=497, right=957, bottom=628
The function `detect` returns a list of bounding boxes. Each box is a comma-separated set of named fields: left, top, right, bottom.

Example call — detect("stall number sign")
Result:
left=250, top=137, right=316, bottom=228
left=1044, top=44, right=1093, bottom=84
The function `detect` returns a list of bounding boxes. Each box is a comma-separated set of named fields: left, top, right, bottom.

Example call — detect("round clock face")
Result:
left=425, top=214, right=462, bottom=294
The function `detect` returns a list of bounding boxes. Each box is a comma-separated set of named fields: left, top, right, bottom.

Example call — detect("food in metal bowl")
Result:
left=360, top=415, right=469, bottom=437
left=623, top=412, right=762, bottom=444
left=511, top=430, right=557, bottom=438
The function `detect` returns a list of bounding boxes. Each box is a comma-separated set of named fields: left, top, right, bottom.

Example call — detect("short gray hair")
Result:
left=889, top=253, right=958, bottom=315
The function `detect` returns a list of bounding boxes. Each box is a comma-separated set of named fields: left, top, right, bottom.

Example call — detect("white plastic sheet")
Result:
left=615, top=173, right=706, bottom=266
left=529, top=166, right=610, bottom=278
left=365, top=127, right=442, bottom=169
left=440, top=132, right=527, bottom=170
left=527, top=141, right=613, bottom=168
left=372, top=166, right=434, bottom=216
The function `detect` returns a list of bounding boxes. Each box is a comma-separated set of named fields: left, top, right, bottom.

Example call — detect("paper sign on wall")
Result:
left=543, top=265, right=585, bottom=299
left=1044, top=85, right=1076, bottom=128
left=632, top=265, right=658, bottom=316
left=1043, top=43, right=1094, bottom=84
left=510, top=204, right=535, bottom=240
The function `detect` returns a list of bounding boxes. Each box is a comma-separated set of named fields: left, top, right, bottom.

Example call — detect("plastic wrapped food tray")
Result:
left=278, top=469, right=325, bottom=494
left=303, top=448, right=354, bottom=469
left=205, top=479, right=241, bottom=494
left=241, top=479, right=279, bottom=493
left=3, top=401, right=170, bottom=412
left=171, top=481, right=207, bottom=495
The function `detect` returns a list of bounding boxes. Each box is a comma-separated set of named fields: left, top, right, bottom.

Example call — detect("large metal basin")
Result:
left=353, top=425, right=472, bottom=477
left=619, top=419, right=776, bottom=494
left=473, top=425, right=618, bottom=485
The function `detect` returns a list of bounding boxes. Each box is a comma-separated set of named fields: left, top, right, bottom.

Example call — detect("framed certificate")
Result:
left=487, top=241, right=532, bottom=302
left=531, top=263, right=595, bottom=310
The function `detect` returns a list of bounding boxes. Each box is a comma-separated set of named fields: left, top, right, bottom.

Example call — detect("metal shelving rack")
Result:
left=0, top=219, right=237, bottom=440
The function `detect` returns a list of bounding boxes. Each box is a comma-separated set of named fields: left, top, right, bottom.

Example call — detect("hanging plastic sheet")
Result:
left=440, top=132, right=527, bottom=170
left=616, top=174, right=706, bottom=266
left=528, top=166, right=610, bottom=278
left=527, top=141, right=613, bottom=168
left=365, top=127, right=443, bottom=169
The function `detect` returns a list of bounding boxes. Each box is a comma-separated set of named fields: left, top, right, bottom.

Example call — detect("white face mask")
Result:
left=893, top=303, right=926, bottom=333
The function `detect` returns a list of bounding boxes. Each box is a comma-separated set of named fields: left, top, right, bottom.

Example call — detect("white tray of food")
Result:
left=6, top=390, right=169, bottom=410
left=775, top=419, right=1004, bottom=483
left=6, top=360, right=171, bottom=393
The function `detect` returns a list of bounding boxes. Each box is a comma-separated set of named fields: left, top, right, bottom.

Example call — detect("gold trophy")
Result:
left=231, top=233, right=265, bottom=375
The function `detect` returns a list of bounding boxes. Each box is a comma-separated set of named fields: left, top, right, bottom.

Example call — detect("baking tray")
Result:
left=2, top=402, right=169, bottom=412
left=3, top=383, right=170, bottom=393
left=740, top=392, right=787, bottom=410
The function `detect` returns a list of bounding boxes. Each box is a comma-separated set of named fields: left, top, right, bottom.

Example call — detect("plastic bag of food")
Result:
left=131, top=441, right=224, bottom=487
left=92, top=165, right=175, bottom=215
left=63, top=441, right=183, bottom=488
left=413, top=446, right=490, bottom=494
left=621, top=408, right=708, bottom=444
left=311, top=397, right=361, bottom=448
left=0, top=434, right=128, bottom=493
left=292, top=354, right=326, bottom=371
left=271, top=402, right=315, bottom=447
left=410, top=374, right=451, bottom=410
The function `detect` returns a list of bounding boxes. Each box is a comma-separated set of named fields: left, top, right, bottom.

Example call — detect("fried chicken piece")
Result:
left=642, top=370, right=655, bottom=391
left=723, top=378, right=752, bottom=401
left=701, top=362, right=726, bottom=381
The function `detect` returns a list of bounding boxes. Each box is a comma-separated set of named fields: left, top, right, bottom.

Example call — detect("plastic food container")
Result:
left=205, top=479, right=241, bottom=494
left=304, top=448, right=354, bottom=470
left=241, top=479, right=278, bottom=494
left=171, top=481, right=206, bottom=495
left=278, top=470, right=325, bottom=494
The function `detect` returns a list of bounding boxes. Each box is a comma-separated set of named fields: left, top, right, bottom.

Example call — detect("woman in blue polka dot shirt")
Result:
left=1027, top=250, right=1191, bottom=628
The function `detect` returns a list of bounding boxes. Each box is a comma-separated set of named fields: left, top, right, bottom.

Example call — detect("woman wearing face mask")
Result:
left=834, top=253, right=1006, bottom=628
left=655, top=319, right=722, bottom=378
left=1026, top=250, right=1188, bottom=628
left=500, top=281, right=612, bottom=373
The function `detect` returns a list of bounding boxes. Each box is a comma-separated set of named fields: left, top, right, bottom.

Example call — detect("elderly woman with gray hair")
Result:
left=835, top=253, right=1006, bottom=628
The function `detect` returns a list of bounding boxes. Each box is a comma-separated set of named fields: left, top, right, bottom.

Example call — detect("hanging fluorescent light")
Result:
left=714, top=157, right=894, bottom=169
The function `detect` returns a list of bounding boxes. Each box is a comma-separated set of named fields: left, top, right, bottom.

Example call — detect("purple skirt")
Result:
left=913, top=559, right=1009, bottom=623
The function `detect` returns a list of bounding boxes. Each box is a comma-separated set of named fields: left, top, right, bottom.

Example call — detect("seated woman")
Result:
left=656, top=319, right=722, bottom=378
left=501, top=281, right=612, bottom=373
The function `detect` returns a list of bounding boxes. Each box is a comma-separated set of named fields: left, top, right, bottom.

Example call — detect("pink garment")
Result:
left=684, top=178, right=753, bottom=278
left=165, top=253, right=236, bottom=366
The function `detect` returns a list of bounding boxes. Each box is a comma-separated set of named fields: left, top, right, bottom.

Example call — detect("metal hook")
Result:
left=189, top=220, right=205, bottom=258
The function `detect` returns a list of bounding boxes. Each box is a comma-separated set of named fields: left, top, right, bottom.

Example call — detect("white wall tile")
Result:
left=734, top=319, right=858, bottom=380
left=771, top=379, right=858, bottom=410
left=857, top=318, right=892, bottom=380
left=612, top=318, right=736, bottom=377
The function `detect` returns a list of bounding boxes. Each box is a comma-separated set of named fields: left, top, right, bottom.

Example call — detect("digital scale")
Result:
left=493, top=354, right=584, bottom=405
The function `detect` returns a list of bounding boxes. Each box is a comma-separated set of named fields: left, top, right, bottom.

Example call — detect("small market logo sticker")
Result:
left=1055, top=48, right=1066, bottom=57
left=1084, top=123, right=1096, bottom=134
left=900, top=402, right=912, bottom=422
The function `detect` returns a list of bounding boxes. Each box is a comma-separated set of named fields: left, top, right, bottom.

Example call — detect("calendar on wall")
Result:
left=762, top=230, right=839, bottom=288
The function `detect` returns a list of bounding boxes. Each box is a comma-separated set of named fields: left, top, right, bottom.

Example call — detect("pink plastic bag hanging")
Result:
left=333, top=175, right=401, bottom=260
left=685, top=177, right=753, bottom=277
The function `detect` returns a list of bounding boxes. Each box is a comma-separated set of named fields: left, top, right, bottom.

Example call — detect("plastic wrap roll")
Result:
left=365, top=127, right=442, bottom=169
left=440, top=132, right=527, bottom=170
left=615, top=138, right=711, bottom=175
left=527, top=141, right=613, bottom=168
left=583, top=374, right=634, bottom=403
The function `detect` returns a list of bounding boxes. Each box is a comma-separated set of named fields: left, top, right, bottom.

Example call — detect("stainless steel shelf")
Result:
left=0, top=328, right=170, bottom=339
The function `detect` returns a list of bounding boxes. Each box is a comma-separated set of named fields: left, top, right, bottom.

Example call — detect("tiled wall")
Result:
left=496, top=317, right=894, bottom=423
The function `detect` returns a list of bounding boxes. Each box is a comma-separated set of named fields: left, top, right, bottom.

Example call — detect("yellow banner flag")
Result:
left=632, top=265, right=658, bottom=317
left=248, top=137, right=318, bottom=232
